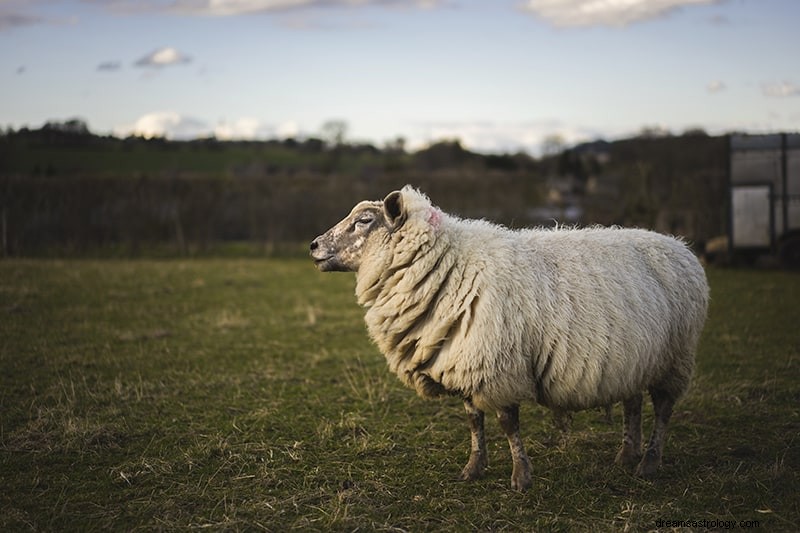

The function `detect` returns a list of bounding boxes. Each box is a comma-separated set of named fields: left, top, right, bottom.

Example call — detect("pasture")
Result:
left=1, top=259, right=798, bottom=531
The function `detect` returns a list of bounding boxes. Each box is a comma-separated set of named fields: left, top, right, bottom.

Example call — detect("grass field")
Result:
left=1, top=259, right=798, bottom=531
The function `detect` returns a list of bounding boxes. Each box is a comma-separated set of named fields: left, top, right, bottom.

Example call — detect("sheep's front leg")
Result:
left=497, top=404, right=532, bottom=491
left=460, top=398, right=488, bottom=481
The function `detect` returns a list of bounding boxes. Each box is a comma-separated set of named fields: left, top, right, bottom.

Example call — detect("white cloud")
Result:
left=115, top=111, right=211, bottom=139
left=706, top=80, right=725, bottom=93
left=134, top=47, right=192, bottom=68
left=409, top=120, right=606, bottom=155
left=115, top=112, right=298, bottom=140
left=113, top=0, right=448, bottom=17
left=171, top=0, right=320, bottom=16
left=762, top=81, right=800, bottom=98
left=276, top=120, right=300, bottom=138
left=519, top=0, right=722, bottom=28
left=214, top=117, right=274, bottom=140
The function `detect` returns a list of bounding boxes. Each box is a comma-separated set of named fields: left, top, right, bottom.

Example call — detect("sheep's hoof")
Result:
left=634, top=450, right=660, bottom=479
left=459, top=454, right=487, bottom=481
left=615, top=446, right=642, bottom=469
left=510, top=459, right=533, bottom=491
left=510, top=471, right=532, bottom=492
left=459, top=467, right=482, bottom=481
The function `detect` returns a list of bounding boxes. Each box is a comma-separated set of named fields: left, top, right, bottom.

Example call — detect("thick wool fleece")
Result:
left=355, top=187, right=708, bottom=412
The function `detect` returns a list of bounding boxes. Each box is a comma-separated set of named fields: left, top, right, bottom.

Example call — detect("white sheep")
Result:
left=310, top=186, right=708, bottom=491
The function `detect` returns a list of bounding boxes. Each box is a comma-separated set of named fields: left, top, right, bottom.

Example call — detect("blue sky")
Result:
left=1, top=0, right=798, bottom=153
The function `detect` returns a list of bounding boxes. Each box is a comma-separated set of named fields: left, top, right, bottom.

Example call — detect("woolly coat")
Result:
left=354, top=187, right=708, bottom=412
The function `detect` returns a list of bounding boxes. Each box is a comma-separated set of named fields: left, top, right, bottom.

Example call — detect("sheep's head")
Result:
left=310, top=190, right=406, bottom=272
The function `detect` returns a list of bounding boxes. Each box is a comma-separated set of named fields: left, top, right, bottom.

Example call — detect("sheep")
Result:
left=310, top=186, right=708, bottom=491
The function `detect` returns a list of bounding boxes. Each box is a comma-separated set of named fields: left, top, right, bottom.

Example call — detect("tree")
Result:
left=43, top=118, right=90, bottom=135
left=385, top=136, right=406, bottom=154
left=320, top=119, right=348, bottom=149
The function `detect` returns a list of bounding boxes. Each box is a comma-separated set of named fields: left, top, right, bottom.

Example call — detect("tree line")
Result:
left=0, top=121, right=727, bottom=257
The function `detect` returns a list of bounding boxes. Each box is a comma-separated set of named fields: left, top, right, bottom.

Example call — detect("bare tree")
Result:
left=320, top=119, right=348, bottom=149
left=541, top=133, right=566, bottom=157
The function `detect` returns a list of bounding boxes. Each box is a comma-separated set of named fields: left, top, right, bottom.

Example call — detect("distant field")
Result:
left=1, top=260, right=798, bottom=531
left=0, top=140, right=330, bottom=176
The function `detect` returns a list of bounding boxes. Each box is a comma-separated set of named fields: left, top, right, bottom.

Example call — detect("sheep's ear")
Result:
left=383, top=190, right=407, bottom=229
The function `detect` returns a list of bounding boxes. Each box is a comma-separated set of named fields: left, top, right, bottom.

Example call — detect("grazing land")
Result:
left=1, top=259, right=798, bottom=531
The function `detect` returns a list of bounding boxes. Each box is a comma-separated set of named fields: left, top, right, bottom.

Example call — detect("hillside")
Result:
left=0, top=123, right=727, bottom=256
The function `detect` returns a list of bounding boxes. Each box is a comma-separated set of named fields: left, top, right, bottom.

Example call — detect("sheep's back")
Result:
left=502, top=227, right=708, bottom=410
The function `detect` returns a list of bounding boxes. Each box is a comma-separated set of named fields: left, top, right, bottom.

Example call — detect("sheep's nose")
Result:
left=310, top=238, right=319, bottom=251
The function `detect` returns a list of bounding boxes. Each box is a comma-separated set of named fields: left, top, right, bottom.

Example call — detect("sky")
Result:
left=1, top=0, right=799, bottom=154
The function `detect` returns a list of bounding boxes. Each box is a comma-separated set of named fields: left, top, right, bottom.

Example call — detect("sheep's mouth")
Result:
left=312, top=255, right=336, bottom=271
left=311, top=251, right=332, bottom=263
left=313, top=255, right=351, bottom=272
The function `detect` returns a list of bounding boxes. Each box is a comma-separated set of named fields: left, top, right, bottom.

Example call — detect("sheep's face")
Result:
left=310, top=191, right=405, bottom=272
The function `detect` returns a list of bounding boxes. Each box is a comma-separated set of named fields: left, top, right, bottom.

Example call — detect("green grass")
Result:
left=1, top=260, right=798, bottom=531
left=0, top=139, right=386, bottom=177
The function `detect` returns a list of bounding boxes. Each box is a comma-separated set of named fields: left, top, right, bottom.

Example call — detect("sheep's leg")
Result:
left=636, top=388, right=675, bottom=478
left=602, top=404, right=614, bottom=424
left=460, top=399, right=488, bottom=481
left=550, top=408, right=572, bottom=447
left=497, top=404, right=532, bottom=491
left=552, top=408, right=572, bottom=434
left=615, top=393, right=643, bottom=468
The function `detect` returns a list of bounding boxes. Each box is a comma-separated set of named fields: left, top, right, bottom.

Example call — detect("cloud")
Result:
left=134, top=47, right=192, bottom=68
left=115, top=111, right=210, bottom=139
left=0, top=11, right=45, bottom=30
left=0, top=0, right=443, bottom=35
left=706, top=80, right=725, bottom=93
left=97, top=61, right=122, bottom=72
left=172, top=0, right=334, bottom=16
left=276, top=120, right=300, bottom=138
left=115, top=112, right=293, bottom=140
left=761, top=81, right=800, bottom=98
left=410, top=120, right=606, bottom=155
left=518, top=0, right=722, bottom=28
left=214, top=117, right=274, bottom=140
left=181, top=0, right=446, bottom=16
left=86, top=0, right=445, bottom=17
left=0, top=2, right=79, bottom=31
left=214, top=118, right=303, bottom=140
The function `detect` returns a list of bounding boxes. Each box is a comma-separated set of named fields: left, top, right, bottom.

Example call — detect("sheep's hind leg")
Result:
left=615, top=393, right=643, bottom=468
left=553, top=408, right=572, bottom=434
left=549, top=408, right=572, bottom=447
left=497, top=404, right=533, bottom=491
left=636, top=388, right=675, bottom=478
left=460, top=398, right=488, bottom=481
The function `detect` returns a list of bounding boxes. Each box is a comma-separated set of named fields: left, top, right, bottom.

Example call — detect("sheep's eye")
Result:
left=355, top=216, right=373, bottom=227
left=349, top=216, right=373, bottom=233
